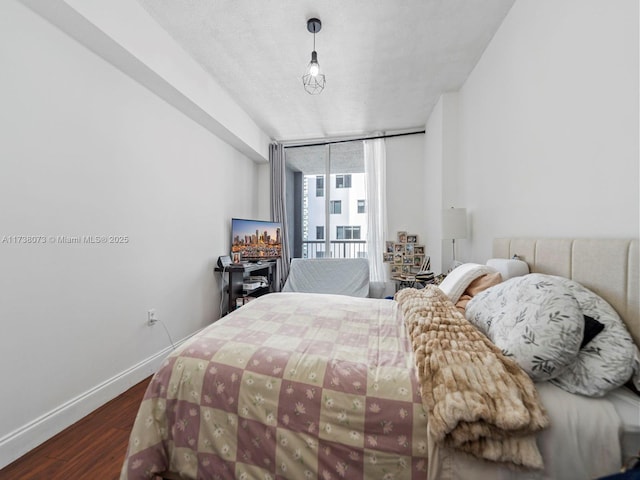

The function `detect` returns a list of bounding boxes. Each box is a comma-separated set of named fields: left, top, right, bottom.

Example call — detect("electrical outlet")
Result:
left=147, top=309, right=158, bottom=326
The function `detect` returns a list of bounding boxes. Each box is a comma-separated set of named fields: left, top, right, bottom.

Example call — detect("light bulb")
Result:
left=307, top=51, right=321, bottom=77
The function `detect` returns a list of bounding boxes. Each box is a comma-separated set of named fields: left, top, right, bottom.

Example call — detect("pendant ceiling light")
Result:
left=302, top=18, right=326, bottom=95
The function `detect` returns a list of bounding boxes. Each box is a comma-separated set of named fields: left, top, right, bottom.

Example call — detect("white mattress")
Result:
left=605, top=386, right=640, bottom=462
left=430, top=382, right=625, bottom=479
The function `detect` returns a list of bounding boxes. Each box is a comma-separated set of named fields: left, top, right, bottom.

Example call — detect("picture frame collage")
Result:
left=383, top=231, right=429, bottom=279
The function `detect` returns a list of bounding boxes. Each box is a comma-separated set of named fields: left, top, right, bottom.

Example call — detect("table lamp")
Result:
left=442, top=207, right=467, bottom=269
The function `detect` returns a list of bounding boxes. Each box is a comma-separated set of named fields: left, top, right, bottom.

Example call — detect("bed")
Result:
left=121, top=238, right=640, bottom=480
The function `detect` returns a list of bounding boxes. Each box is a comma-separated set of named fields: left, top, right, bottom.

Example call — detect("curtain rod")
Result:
left=282, top=130, right=425, bottom=149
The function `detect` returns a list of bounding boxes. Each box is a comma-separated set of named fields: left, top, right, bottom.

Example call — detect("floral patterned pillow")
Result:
left=549, top=277, right=636, bottom=397
left=465, top=274, right=584, bottom=381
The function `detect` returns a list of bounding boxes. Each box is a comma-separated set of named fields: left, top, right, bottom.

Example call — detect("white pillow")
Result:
left=466, top=274, right=584, bottom=381
left=438, top=263, right=498, bottom=303
left=486, top=258, right=529, bottom=280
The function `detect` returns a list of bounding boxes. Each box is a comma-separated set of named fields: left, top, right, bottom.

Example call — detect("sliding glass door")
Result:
left=285, top=141, right=366, bottom=259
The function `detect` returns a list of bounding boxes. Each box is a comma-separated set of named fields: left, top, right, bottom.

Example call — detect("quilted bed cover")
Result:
left=121, top=291, right=625, bottom=480
left=121, top=292, right=430, bottom=479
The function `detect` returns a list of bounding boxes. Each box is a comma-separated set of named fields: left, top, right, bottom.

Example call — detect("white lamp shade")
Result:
left=442, top=208, right=468, bottom=239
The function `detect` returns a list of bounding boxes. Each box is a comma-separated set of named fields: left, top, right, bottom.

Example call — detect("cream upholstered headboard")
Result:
left=493, top=238, right=640, bottom=348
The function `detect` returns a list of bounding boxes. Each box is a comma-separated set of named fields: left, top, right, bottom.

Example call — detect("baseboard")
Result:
left=0, top=332, right=197, bottom=469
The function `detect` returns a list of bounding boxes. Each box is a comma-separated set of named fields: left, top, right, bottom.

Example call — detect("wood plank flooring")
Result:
left=0, top=377, right=152, bottom=480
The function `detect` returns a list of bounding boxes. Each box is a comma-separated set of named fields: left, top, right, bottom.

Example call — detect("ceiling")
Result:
left=136, top=0, right=515, bottom=143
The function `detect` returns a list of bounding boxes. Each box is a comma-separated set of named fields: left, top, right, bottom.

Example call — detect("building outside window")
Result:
left=336, top=225, right=361, bottom=240
left=285, top=142, right=367, bottom=259
left=336, top=174, right=352, bottom=189
left=316, top=176, right=324, bottom=197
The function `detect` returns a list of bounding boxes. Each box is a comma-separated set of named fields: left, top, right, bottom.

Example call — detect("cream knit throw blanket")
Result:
left=395, top=286, right=550, bottom=469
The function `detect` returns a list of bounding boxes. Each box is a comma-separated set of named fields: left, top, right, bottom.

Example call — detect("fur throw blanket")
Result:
left=395, top=286, right=550, bottom=469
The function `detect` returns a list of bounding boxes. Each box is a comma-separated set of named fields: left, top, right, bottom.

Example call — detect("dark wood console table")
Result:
left=214, top=261, right=277, bottom=316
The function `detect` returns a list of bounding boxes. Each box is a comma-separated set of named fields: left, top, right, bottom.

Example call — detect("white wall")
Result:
left=21, top=0, right=271, bottom=163
left=423, top=93, right=466, bottom=273
left=426, top=0, right=639, bottom=263
left=386, top=134, right=427, bottom=263
left=0, top=0, right=266, bottom=466
left=257, top=163, right=271, bottom=220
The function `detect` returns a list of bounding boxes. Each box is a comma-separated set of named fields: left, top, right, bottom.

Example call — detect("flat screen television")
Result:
left=231, top=218, right=282, bottom=262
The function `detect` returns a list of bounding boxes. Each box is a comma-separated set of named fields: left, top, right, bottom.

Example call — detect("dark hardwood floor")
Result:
left=0, top=377, right=151, bottom=480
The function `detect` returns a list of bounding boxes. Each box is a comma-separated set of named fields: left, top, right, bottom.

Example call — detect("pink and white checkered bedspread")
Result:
left=121, top=292, right=429, bottom=480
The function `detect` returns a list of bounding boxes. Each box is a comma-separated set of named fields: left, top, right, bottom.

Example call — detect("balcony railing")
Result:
left=302, top=240, right=367, bottom=259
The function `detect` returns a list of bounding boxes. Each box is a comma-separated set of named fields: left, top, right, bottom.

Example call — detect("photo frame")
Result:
left=387, top=231, right=426, bottom=279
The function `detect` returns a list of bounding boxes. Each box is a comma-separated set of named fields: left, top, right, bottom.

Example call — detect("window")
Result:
left=316, top=176, right=324, bottom=197
left=285, top=141, right=367, bottom=259
left=357, top=199, right=365, bottom=214
left=336, top=226, right=361, bottom=240
left=336, top=174, right=352, bottom=189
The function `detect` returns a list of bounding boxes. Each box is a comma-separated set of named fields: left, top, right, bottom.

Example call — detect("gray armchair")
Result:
left=282, top=258, right=370, bottom=297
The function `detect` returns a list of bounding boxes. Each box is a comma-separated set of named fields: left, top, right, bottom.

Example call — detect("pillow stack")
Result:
left=465, top=273, right=637, bottom=397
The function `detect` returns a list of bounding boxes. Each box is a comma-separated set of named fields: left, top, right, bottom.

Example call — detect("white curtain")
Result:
left=269, top=143, right=291, bottom=288
left=363, top=138, right=387, bottom=293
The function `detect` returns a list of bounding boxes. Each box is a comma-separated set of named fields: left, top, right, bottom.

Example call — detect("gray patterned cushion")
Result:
left=466, top=274, right=584, bottom=381
left=549, top=277, right=636, bottom=397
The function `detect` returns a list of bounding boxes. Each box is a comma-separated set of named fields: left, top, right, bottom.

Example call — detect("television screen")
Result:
left=231, top=218, right=283, bottom=262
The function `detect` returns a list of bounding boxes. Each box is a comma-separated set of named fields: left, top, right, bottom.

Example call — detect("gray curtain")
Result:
left=269, top=142, right=291, bottom=288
